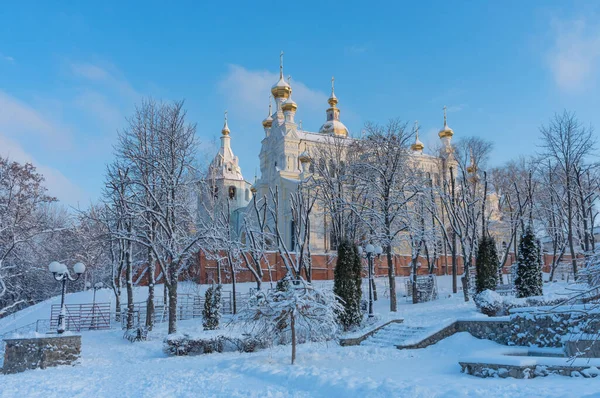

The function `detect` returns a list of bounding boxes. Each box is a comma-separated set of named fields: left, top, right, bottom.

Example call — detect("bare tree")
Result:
left=0, top=157, right=61, bottom=316
left=354, top=119, right=416, bottom=312
left=540, top=111, right=596, bottom=277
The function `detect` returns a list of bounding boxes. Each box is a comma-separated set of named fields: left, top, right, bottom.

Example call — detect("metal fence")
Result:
left=120, top=291, right=251, bottom=328
left=50, top=303, right=112, bottom=332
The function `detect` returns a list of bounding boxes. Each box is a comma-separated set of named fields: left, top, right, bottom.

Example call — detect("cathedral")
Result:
left=207, top=53, right=457, bottom=255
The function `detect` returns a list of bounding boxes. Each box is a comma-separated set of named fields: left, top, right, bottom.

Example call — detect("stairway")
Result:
left=360, top=323, right=429, bottom=347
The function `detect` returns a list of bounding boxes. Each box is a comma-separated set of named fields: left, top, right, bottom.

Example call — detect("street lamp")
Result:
left=358, top=243, right=383, bottom=318
left=86, top=281, right=104, bottom=330
left=49, top=261, right=86, bottom=334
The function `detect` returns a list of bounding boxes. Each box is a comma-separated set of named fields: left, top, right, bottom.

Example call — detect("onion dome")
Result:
left=319, top=76, right=348, bottom=137
left=271, top=51, right=292, bottom=99
left=411, top=121, right=424, bottom=152
left=222, top=111, right=230, bottom=136
left=319, top=120, right=349, bottom=136
left=298, top=151, right=311, bottom=164
left=282, top=96, right=297, bottom=112
left=438, top=105, right=454, bottom=138
left=262, top=96, right=273, bottom=128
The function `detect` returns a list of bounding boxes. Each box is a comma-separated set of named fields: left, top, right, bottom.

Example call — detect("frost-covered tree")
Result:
left=0, top=157, right=61, bottom=316
left=333, top=240, right=362, bottom=330
left=515, top=226, right=543, bottom=298
left=475, top=235, right=499, bottom=294
left=202, top=284, right=222, bottom=330
left=354, top=119, right=416, bottom=312
left=540, top=111, right=596, bottom=277
left=239, top=277, right=342, bottom=365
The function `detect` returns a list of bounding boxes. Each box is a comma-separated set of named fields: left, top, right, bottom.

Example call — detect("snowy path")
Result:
left=1, top=329, right=598, bottom=398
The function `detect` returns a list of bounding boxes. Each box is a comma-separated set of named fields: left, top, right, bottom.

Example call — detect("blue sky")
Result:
left=1, top=1, right=600, bottom=206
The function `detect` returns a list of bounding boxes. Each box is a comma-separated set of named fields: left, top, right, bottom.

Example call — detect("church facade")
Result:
left=207, top=55, right=457, bottom=255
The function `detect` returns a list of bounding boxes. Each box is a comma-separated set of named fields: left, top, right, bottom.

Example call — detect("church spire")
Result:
left=438, top=105, right=454, bottom=139
left=221, top=110, right=230, bottom=136
left=262, top=95, right=274, bottom=129
left=271, top=51, right=292, bottom=108
left=328, top=76, right=338, bottom=107
left=411, top=120, right=424, bottom=152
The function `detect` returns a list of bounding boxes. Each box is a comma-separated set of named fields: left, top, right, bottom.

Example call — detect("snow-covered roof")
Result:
left=319, top=120, right=349, bottom=136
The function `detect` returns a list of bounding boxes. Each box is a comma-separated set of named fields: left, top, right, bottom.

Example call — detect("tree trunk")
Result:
left=412, top=257, right=418, bottom=304
left=386, top=246, right=397, bottom=312
left=114, top=289, right=121, bottom=323
left=167, top=276, right=178, bottom=334
left=450, top=167, right=458, bottom=294
left=231, top=264, right=237, bottom=315
left=290, top=312, right=296, bottom=365
left=566, top=178, right=578, bottom=277
left=146, top=249, right=155, bottom=330
left=125, top=242, right=134, bottom=330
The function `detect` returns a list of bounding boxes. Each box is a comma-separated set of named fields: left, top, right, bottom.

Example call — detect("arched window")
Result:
left=245, top=189, right=250, bottom=201
left=228, top=186, right=236, bottom=200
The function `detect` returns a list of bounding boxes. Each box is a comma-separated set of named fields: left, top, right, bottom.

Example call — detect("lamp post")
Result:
left=49, top=261, right=86, bottom=334
left=86, top=281, right=104, bottom=330
left=358, top=243, right=383, bottom=318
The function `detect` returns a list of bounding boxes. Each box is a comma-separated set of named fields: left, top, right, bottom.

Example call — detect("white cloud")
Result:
left=70, top=62, right=140, bottom=100
left=0, top=135, right=87, bottom=206
left=218, top=64, right=329, bottom=122
left=547, top=17, right=600, bottom=92
left=0, top=90, right=71, bottom=147
left=0, top=53, right=14, bottom=63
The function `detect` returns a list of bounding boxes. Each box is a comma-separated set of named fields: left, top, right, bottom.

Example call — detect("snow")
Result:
left=1, top=276, right=598, bottom=397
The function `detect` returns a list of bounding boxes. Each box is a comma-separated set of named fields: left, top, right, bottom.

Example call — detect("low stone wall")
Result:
left=459, top=361, right=599, bottom=379
left=2, top=335, right=81, bottom=374
left=339, top=319, right=404, bottom=347
left=565, top=339, right=600, bottom=358
left=397, top=312, right=600, bottom=351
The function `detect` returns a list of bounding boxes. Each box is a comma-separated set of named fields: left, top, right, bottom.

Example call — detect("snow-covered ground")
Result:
left=1, top=276, right=597, bottom=397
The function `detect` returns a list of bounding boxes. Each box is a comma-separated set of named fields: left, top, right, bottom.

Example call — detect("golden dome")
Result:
left=262, top=96, right=274, bottom=128
left=271, top=77, right=291, bottom=98
left=271, top=51, right=291, bottom=98
left=438, top=105, right=454, bottom=138
left=262, top=115, right=273, bottom=128
left=298, top=151, right=311, bottom=163
left=221, top=111, right=230, bottom=136
left=282, top=97, right=297, bottom=112
left=411, top=121, right=424, bottom=151
left=438, top=125, right=453, bottom=138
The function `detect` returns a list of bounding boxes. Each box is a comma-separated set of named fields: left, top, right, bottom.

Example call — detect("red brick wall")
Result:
left=134, top=250, right=579, bottom=286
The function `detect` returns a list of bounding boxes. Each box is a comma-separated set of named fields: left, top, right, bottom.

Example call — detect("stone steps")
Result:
left=360, top=323, right=428, bottom=347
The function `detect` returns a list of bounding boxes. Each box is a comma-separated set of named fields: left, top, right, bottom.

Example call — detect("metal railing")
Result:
left=120, top=291, right=251, bottom=328
left=50, top=303, right=111, bottom=332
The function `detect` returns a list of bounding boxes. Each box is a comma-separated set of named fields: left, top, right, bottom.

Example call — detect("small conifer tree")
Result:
left=333, top=240, right=363, bottom=330
left=475, top=235, right=499, bottom=294
left=515, top=226, right=543, bottom=298
left=203, top=284, right=222, bottom=330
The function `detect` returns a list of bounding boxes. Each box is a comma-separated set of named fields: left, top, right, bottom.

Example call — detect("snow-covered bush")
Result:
left=333, top=240, right=362, bottom=330
left=238, top=277, right=342, bottom=364
left=203, top=284, right=222, bottom=330
left=474, top=289, right=566, bottom=317
left=474, top=290, right=504, bottom=316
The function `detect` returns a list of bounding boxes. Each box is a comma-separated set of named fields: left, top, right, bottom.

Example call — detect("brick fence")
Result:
left=134, top=251, right=576, bottom=286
